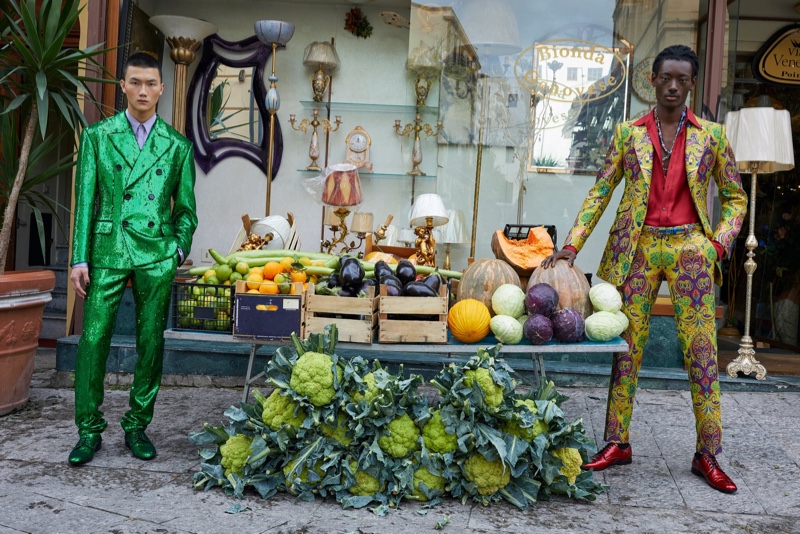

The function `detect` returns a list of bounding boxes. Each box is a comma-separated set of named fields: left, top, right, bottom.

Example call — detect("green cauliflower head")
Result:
left=551, top=447, right=583, bottom=485
left=502, top=399, right=548, bottom=441
left=290, top=351, right=343, bottom=406
left=463, top=367, right=504, bottom=407
left=258, top=389, right=307, bottom=432
left=378, top=413, right=420, bottom=458
left=283, top=459, right=326, bottom=494
left=348, top=460, right=382, bottom=496
left=422, top=411, right=458, bottom=454
left=219, top=433, right=253, bottom=477
left=411, top=466, right=446, bottom=501
left=463, top=453, right=511, bottom=496
left=350, top=372, right=379, bottom=404
left=320, top=411, right=353, bottom=447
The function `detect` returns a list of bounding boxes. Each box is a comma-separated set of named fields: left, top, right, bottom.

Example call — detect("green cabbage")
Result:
left=585, top=311, right=625, bottom=341
left=489, top=315, right=524, bottom=344
left=588, top=283, right=622, bottom=312
left=491, top=284, right=526, bottom=318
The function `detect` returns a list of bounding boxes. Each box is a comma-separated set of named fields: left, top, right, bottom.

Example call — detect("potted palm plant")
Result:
left=0, top=0, right=111, bottom=415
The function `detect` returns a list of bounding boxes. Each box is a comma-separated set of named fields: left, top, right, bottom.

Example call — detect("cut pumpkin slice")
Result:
left=490, top=228, right=554, bottom=277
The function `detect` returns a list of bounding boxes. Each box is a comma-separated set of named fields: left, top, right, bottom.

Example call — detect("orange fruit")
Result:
left=279, top=257, right=295, bottom=272
left=249, top=266, right=263, bottom=276
left=298, top=257, right=311, bottom=267
left=273, top=272, right=289, bottom=284
left=310, top=260, right=326, bottom=266
left=246, top=272, right=264, bottom=289
left=259, top=281, right=279, bottom=294
left=263, top=261, right=285, bottom=281
left=247, top=288, right=260, bottom=294
left=290, top=270, right=307, bottom=283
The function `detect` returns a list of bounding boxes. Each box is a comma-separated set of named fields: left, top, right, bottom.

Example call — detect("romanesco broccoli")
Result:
left=253, top=389, right=307, bottom=432
left=411, top=467, right=446, bottom=500
left=378, top=413, right=420, bottom=458
left=502, top=399, right=548, bottom=441
left=422, top=411, right=458, bottom=454
left=463, top=453, right=511, bottom=496
left=283, top=459, right=326, bottom=493
left=463, top=368, right=504, bottom=407
left=350, top=372, right=379, bottom=404
left=348, top=461, right=381, bottom=496
left=219, top=434, right=253, bottom=477
left=289, top=351, right=343, bottom=406
left=551, top=447, right=582, bottom=485
left=321, top=411, right=353, bottom=446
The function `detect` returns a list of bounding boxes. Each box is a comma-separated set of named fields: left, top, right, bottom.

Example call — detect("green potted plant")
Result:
left=0, top=0, right=111, bottom=415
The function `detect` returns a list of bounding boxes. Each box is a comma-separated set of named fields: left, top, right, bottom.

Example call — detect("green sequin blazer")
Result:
left=71, top=112, right=198, bottom=269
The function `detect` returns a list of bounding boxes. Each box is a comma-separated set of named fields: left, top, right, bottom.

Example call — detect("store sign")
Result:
left=753, top=24, right=800, bottom=85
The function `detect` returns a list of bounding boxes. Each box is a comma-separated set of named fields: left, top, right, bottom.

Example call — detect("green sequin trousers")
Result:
left=74, top=255, right=177, bottom=435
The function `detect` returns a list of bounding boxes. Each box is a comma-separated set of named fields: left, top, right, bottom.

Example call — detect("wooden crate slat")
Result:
left=378, top=320, right=447, bottom=343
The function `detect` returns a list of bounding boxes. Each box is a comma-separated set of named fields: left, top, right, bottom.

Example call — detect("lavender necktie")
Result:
left=136, top=124, right=146, bottom=150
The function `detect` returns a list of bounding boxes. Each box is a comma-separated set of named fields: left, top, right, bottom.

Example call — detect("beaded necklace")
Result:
left=654, top=106, right=687, bottom=168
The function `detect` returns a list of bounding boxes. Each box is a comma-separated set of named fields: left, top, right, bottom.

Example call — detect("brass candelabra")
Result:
left=289, top=108, right=342, bottom=171
left=321, top=207, right=366, bottom=255
left=394, top=113, right=442, bottom=175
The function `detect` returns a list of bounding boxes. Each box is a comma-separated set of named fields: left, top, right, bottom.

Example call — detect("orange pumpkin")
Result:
left=490, top=228, right=554, bottom=277
left=448, top=299, right=491, bottom=343
left=457, top=258, right=522, bottom=315
left=527, top=261, right=592, bottom=318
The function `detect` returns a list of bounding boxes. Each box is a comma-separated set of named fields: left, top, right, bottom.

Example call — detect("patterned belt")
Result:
left=642, top=223, right=701, bottom=235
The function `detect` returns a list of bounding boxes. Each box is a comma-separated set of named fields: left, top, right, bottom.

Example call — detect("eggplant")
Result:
left=395, top=259, right=417, bottom=285
left=340, top=257, right=365, bottom=288
left=373, top=260, right=394, bottom=280
left=382, top=283, right=402, bottom=297
left=380, top=274, right=403, bottom=287
left=326, top=273, right=340, bottom=289
left=357, top=278, right=377, bottom=297
left=403, top=281, right=438, bottom=297
left=420, top=273, right=442, bottom=293
left=338, top=287, right=357, bottom=297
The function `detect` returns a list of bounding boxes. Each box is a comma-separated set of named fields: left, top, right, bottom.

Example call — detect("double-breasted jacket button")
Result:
left=124, top=193, right=132, bottom=200
left=115, top=164, right=122, bottom=171
left=148, top=194, right=155, bottom=200
left=156, top=169, right=163, bottom=175
left=148, top=221, right=155, bottom=228
left=122, top=221, right=129, bottom=227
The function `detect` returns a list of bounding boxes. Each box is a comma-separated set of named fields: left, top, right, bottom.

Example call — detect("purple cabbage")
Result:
left=551, top=308, right=585, bottom=343
left=523, top=314, right=553, bottom=345
left=525, top=283, right=559, bottom=317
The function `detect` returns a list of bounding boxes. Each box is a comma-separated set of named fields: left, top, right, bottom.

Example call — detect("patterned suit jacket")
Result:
left=71, top=112, right=198, bottom=269
left=563, top=115, right=747, bottom=287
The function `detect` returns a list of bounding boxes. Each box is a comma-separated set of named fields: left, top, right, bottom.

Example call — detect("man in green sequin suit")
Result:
left=68, top=53, right=197, bottom=464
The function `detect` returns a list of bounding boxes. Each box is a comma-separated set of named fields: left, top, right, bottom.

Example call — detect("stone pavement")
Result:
left=1, top=349, right=798, bottom=534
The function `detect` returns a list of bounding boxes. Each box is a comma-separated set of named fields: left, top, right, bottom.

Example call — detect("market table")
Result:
left=163, top=329, right=628, bottom=403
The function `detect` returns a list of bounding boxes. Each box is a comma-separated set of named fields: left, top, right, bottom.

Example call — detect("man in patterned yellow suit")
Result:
left=542, top=45, right=747, bottom=493
left=68, top=53, right=198, bottom=464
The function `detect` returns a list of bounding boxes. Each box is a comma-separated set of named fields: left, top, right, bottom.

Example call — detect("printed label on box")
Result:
left=284, top=300, right=300, bottom=310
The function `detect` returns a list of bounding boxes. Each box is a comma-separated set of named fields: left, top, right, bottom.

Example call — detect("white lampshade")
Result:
left=303, top=41, right=340, bottom=71
left=149, top=15, right=217, bottom=41
left=724, top=108, right=795, bottom=174
left=254, top=20, right=295, bottom=46
left=350, top=212, right=374, bottom=233
left=438, top=209, right=469, bottom=244
left=398, top=228, right=416, bottom=245
left=410, top=193, right=449, bottom=227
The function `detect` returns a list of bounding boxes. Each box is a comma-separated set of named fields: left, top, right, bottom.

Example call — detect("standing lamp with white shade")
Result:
left=149, top=15, right=218, bottom=135
left=723, top=107, right=795, bottom=380
left=255, top=20, right=295, bottom=216
left=303, top=41, right=340, bottom=102
left=437, top=209, right=469, bottom=270
left=409, top=194, right=449, bottom=267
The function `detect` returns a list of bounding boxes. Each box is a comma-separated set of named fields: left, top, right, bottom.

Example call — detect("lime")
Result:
left=230, top=272, right=243, bottom=283
left=235, top=262, right=249, bottom=275
left=215, top=264, right=233, bottom=282
left=228, top=258, right=239, bottom=268
left=278, top=282, right=292, bottom=294
left=206, top=276, right=220, bottom=286
left=203, top=269, right=217, bottom=281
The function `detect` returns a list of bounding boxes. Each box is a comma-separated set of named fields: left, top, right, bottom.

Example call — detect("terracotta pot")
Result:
left=0, top=270, right=55, bottom=416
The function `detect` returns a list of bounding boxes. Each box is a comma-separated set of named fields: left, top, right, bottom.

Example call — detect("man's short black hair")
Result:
left=652, top=45, right=699, bottom=78
left=123, top=52, right=162, bottom=81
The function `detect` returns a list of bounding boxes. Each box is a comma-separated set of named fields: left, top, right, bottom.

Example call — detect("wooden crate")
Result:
left=305, top=285, right=379, bottom=343
left=378, top=284, right=448, bottom=344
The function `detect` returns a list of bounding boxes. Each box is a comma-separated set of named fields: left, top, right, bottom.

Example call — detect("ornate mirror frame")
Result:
left=186, top=34, right=282, bottom=177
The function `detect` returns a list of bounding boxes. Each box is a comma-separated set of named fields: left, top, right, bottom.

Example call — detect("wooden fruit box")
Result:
left=378, top=284, right=448, bottom=344
left=305, top=285, right=378, bottom=344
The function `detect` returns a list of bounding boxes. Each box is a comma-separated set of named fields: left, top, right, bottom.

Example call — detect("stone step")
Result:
left=42, top=313, right=66, bottom=340
left=54, top=334, right=800, bottom=392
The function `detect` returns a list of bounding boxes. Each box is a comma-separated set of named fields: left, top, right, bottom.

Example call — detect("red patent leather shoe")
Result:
left=582, top=443, right=633, bottom=471
left=691, top=454, right=737, bottom=494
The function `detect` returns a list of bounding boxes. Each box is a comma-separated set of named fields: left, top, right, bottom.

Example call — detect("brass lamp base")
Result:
left=726, top=336, right=767, bottom=380
left=413, top=220, right=436, bottom=267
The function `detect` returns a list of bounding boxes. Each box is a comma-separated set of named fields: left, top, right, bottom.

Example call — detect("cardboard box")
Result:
left=305, top=285, right=378, bottom=343
left=378, top=284, right=448, bottom=344
left=232, top=280, right=305, bottom=341
left=172, top=281, right=234, bottom=334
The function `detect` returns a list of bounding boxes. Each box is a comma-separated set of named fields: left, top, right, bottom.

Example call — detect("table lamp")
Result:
left=303, top=41, right=340, bottom=102
left=723, top=107, right=795, bottom=380
left=255, top=19, right=295, bottom=216
left=437, top=209, right=468, bottom=270
left=409, top=193, right=449, bottom=267
left=149, top=15, right=218, bottom=135
left=320, top=164, right=363, bottom=254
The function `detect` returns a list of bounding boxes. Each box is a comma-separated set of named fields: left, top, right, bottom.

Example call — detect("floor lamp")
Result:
left=723, top=107, right=794, bottom=380
left=255, top=20, right=295, bottom=216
